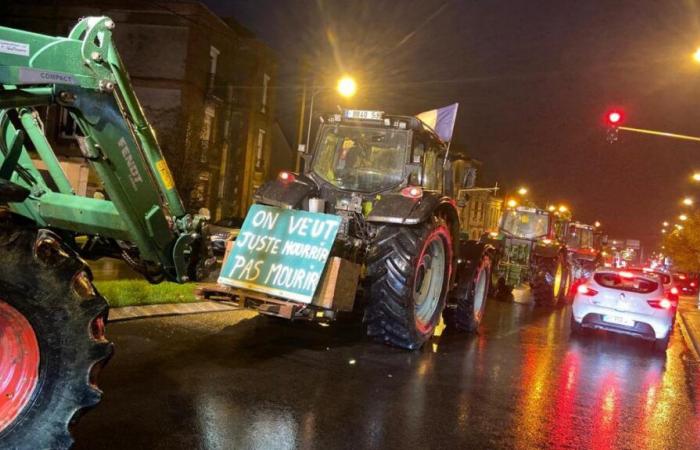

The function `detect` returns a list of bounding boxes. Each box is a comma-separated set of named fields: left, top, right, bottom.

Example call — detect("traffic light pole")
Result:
left=615, top=126, right=700, bottom=143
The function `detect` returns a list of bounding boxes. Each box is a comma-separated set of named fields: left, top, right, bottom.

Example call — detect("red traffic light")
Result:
left=605, top=109, right=624, bottom=126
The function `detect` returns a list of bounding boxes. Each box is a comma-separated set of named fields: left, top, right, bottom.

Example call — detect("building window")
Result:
left=200, top=106, right=216, bottom=163
left=209, top=46, right=220, bottom=92
left=261, top=73, right=270, bottom=114
left=255, top=129, right=265, bottom=170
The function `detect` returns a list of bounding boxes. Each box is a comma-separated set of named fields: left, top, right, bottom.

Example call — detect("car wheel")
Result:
left=653, top=332, right=671, bottom=352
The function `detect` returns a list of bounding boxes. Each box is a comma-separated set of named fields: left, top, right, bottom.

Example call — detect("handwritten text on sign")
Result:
left=218, top=204, right=341, bottom=303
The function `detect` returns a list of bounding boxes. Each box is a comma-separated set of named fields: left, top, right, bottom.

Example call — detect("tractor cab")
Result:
left=303, top=109, right=450, bottom=197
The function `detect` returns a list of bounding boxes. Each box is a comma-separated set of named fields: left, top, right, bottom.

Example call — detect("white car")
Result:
left=570, top=268, right=676, bottom=351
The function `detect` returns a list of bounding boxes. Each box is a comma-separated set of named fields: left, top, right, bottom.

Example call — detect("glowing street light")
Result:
left=693, top=172, right=700, bottom=182
left=693, top=47, right=700, bottom=64
left=336, top=75, right=357, bottom=98
left=507, top=198, right=518, bottom=208
left=558, top=205, right=568, bottom=213
left=594, top=221, right=601, bottom=228
left=680, top=214, right=688, bottom=221
left=547, top=205, right=556, bottom=212
left=661, top=229, right=667, bottom=234
left=517, top=187, right=528, bottom=196
left=683, top=197, right=694, bottom=206
left=663, top=221, right=670, bottom=227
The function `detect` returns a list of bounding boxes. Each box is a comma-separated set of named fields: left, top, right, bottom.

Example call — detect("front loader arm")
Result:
left=0, top=17, right=210, bottom=282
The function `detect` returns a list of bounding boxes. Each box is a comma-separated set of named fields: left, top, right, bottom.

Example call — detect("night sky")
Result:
left=206, top=0, right=700, bottom=248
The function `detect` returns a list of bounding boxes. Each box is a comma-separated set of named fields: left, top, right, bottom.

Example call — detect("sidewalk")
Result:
left=108, top=301, right=238, bottom=322
left=678, top=296, right=700, bottom=359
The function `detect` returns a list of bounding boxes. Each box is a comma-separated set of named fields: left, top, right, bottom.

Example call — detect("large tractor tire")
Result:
left=364, top=218, right=453, bottom=350
left=0, top=225, right=113, bottom=449
left=443, top=244, right=492, bottom=333
left=531, top=252, right=566, bottom=307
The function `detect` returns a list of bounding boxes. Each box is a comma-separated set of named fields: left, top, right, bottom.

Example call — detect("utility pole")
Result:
left=295, top=60, right=308, bottom=172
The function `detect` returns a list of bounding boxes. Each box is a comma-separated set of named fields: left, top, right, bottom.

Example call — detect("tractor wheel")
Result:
left=364, top=218, right=452, bottom=350
left=443, top=250, right=491, bottom=333
left=531, top=253, right=566, bottom=307
left=0, top=226, right=113, bottom=449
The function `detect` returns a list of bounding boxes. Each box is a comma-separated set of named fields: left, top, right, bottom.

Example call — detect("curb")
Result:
left=108, top=301, right=238, bottom=322
left=678, top=311, right=700, bottom=360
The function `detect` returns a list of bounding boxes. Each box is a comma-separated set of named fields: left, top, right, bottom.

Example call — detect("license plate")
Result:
left=603, top=315, right=635, bottom=327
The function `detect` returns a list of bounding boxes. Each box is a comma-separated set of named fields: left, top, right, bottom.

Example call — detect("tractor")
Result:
left=561, top=222, right=603, bottom=299
left=0, top=18, right=214, bottom=448
left=488, top=205, right=571, bottom=306
left=213, top=108, right=494, bottom=347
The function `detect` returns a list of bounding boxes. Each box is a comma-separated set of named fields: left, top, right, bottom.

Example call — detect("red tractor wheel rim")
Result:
left=0, top=300, right=39, bottom=433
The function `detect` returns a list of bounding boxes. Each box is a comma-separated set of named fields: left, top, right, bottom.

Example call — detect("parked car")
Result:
left=571, top=268, right=676, bottom=351
left=209, top=217, right=243, bottom=256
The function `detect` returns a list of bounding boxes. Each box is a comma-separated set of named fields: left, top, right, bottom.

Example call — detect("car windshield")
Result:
left=311, top=124, right=409, bottom=193
left=500, top=210, right=550, bottom=239
left=594, top=272, right=659, bottom=294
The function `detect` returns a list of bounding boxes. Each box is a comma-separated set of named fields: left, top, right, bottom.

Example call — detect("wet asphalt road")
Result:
left=74, top=298, right=700, bottom=450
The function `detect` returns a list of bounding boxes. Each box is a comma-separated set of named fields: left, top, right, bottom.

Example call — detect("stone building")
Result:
left=0, top=0, right=280, bottom=219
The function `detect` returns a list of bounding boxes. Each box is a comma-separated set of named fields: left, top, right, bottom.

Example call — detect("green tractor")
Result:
left=0, top=18, right=214, bottom=448
left=215, top=108, right=495, bottom=346
left=488, top=206, right=571, bottom=306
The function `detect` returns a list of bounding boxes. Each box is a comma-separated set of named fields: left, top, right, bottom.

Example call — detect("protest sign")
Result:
left=218, top=204, right=342, bottom=303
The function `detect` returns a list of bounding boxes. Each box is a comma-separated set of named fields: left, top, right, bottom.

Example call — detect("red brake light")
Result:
left=278, top=171, right=296, bottom=183
left=648, top=299, right=674, bottom=310
left=679, top=275, right=687, bottom=280
left=577, top=285, right=598, bottom=296
left=691, top=282, right=696, bottom=287
left=401, top=186, right=423, bottom=199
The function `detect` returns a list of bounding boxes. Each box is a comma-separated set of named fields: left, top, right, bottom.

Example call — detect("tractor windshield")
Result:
left=501, top=210, right=550, bottom=239
left=311, top=124, right=409, bottom=193
left=566, top=227, right=594, bottom=249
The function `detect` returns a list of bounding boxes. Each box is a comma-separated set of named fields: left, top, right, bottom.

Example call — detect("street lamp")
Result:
left=594, top=221, right=601, bottom=228
left=663, top=221, right=670, bottom=227
left=693, top=47, right=700, bottom=64
left=517, top=187, right=528, bottom=196
left=558, top=205, right=568, bottom=213
left=336, top=76, right=357, bottom=98
left=693, top=172, right=700, bottom=182
left=680, top=214, right=688, bottom=221
left=683, top=197, right=694, bottom=206
left=507, top=198, right=518, bottom=208
left=305, top=75, right=357, bottom=149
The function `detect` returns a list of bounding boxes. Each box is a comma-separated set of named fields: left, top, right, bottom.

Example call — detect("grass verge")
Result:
left=95, top=279, right=199, bottom=308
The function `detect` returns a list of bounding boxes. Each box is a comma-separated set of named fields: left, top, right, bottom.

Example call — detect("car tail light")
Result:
left=278, top=171, right=296, bottom=183
left=401, top=186, right=423, bottom=199
left=679, top=275, right=687, bottom=280
left=648, top=299, right=675, bottom=310
left=577, top=285, right=598, bottom=296
left=691, top=282, right=696, bottom=287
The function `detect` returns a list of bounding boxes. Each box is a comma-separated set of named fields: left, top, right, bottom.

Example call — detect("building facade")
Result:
left=0, top=0, right=278, bottom=220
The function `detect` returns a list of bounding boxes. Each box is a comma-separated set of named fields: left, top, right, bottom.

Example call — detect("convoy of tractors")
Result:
left=0, top=17, right=605, bottom=448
